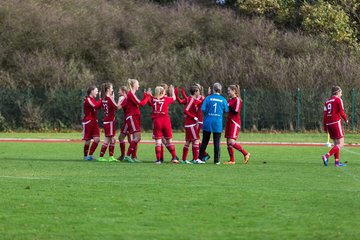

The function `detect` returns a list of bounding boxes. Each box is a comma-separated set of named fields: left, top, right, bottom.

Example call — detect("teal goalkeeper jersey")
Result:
left=201, top=93, right=228, bottom=133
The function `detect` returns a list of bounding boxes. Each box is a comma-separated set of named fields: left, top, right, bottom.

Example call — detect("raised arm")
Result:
left=175, top=87, right=186, bottom=105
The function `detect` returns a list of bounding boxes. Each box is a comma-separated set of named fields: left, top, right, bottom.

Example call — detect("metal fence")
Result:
left=0, top=88, right=359, bottom=131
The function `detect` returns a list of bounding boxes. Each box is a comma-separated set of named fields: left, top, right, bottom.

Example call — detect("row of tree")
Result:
left=0, top=0, right=359, bottom=130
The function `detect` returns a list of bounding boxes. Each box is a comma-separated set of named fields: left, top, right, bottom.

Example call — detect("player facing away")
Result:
left=123, top=79, right=151, bottom=163
left=322, top=85, right=348, bottom=167
left=180, top=84, right=204, bottom=164
left=98, top=83, right=123, bottom=162
left=223, top=85, right=250, bottom=165
left=116, top=86, right=138, bottom=162
left=197, top=82, right=229, bottom=164
left=82, top=85, right=102, bottom=161
left=175, top=83, right=211, bottom=162
left=150, top=85, right=179, bottom=164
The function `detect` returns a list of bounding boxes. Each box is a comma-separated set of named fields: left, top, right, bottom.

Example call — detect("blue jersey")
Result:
left=201, top=93, right=228, bottom=133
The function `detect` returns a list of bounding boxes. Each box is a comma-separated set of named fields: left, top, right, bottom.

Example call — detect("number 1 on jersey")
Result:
left=213, top=103, right=217, bottom=113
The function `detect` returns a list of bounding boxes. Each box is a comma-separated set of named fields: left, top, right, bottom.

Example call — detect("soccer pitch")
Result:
left=1, top=135, right=360, bottom=239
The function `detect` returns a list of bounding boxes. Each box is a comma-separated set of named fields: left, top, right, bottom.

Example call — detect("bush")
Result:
left=0, top=0, right=359, bottom=130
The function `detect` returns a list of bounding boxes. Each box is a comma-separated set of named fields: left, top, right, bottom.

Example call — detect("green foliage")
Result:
left=301, top=0, right=357, bottom=46
left=0, top=0, right=359, bottom=130
left=236, top=0, right=359, bottom=46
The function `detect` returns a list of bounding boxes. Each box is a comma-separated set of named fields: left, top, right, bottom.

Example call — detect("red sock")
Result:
left=232, top=142, right=248, bottom=156
left=119, top=140, right=125, bottom=157
left=84, top=143, right=90, bottom=157
left=182, top=145, right=189, bottom=160
left=160, top=144, right=164, bottom=160
left=127, top=141, right=137, bottom=156
left=89, top=141, right=99, bottom=155
left=132, top=144, right=138, bottom=159
left=328, top=145, right=339, bottom=157
left=100, top=143, right=108, bottom=157
left=109, top=142, right=115, bottom=156
left=192, top=143, right=199, bottom=160
left=166, top=144, right=177, bottom=159
left=334, top=151, right=340, bottom=163
left=227, top=145, right=235, bottom=161
left=155, top=145, right=162, bottom=161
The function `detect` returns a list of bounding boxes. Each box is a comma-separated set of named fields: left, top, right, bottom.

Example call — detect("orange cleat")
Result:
left=223, top=161, right=235, bottom=165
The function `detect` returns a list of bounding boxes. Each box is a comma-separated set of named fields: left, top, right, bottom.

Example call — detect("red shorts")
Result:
left=327, top=121, right=344, bottom=139
left=152, top=117, right=172, bottom=139
left=225, top=120, right=241, bottom=139
left=103, top=120, right=116, bottom=137
left=120, top=121, right=129, bottom=135
left=82, top=120, right=100, bottom=140
left=185, top=123, right=200, bottom=141
left=124, top=115, right=141, bottom=134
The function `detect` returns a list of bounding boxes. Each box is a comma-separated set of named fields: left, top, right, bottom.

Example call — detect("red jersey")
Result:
left=102, top=96, right=117, bottom=122
left=323, top=96, right=347, bottom=126
left=194, top=96, right=204, bottom=122
left=184, top=96, right=199, bottom=125
left=83, top=96, right=101, bottom=122
left=125, top=91, right=150, bottom=118
left=121, top=97, right=128, bottom=119
left=149, top=96, right=174, bottom=119
left=227, top=97, right=242, bottom=123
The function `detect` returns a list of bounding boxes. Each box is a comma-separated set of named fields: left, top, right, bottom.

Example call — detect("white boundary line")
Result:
left=1, top=138, right=360, bottom=147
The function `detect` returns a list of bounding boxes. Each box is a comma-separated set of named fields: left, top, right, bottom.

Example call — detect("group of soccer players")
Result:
left=82, top=79, right=250, bottom=164
left=82, top=79, right=348, bottom=167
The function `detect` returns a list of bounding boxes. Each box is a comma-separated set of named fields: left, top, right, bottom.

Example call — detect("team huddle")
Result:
left=83, top=79, right=348, bottom=167
left=82, top=79, right=250, bottom=164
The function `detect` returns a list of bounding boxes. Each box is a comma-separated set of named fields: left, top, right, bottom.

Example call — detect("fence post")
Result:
left=352, top=88, right=355, bottom=131
left=242, top=89, right=246, bottom=131
left=296, top=88, right=301, bottom=131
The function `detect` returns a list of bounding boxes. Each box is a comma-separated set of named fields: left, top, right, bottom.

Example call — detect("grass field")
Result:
left=1, top=133, right=360, bottom=239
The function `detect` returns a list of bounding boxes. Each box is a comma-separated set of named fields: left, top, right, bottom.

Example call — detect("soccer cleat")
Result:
left=335, top=162, right=347, bottom=167
left=215, top=161, right=221, bottom=165
left=97, top=157, right=107, bottom=162
left=155, top=160, right=162, bottom=164
left=86, top=155, right=96, bottom=161
left=322, top=155, right=328, bottom=166
left=170, top=156, right=179, bottom=164
left=117, top=155, right=124, bottom=161
left=108, top=156, right=119, bottom=162
left=181, top=160, right=193, bottom=164
left=202, top=154, right=211, bottom=162
left=193, top=159, right=205, bottom=164
left=123, top=156, right=135, bottom=163
left=84, top=156, right=89, bottom=161
left=244, top=153, right=250, bottom=164
left=223, top=161, right=235, bottom=165
left=132, top=158, right=142, bottom=163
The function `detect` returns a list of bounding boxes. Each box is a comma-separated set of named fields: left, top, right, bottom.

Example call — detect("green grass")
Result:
left=1, top=138, right=360, bottom=239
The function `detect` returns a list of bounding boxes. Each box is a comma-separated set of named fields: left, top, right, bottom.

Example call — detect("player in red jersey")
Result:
left=115, top=86, right=137, bottom=162
left=180, top=84, right=203, bottom=164
left=322, top=86, right=348, bottom=167
left=150, top=85, right=179, bottom=164
left=82, top=85, right=102, bottom=161
left=223, top=85, right=250, bottom=165
left=123, top=79, right=151, bottom=163
left=98, top=83, right=123, bottom=162
left=175, top=83, right=211, bottom=162
left=158, top=83, right=169, bottom=162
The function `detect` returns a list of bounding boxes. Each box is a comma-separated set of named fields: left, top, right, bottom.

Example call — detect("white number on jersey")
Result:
left=154, top=101, right=164, bottom=112
left=327, top=103, right=332, bottom=114
left=213, top=103, right=217, bottom=113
